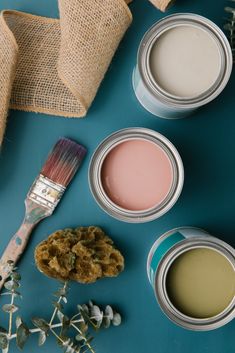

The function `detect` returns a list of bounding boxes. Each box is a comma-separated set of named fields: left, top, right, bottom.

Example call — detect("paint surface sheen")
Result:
left=150, top=25, right=221, bottom=97
left=166, top=248, right=235, bottom=318
left=101, top=139, right=173, bottom=211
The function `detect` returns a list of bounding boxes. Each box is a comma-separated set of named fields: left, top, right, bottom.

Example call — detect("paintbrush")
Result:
left=0, top=138, right=86, bottom=289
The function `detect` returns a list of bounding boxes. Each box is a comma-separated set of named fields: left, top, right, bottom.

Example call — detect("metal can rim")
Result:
left=155, top=236, right=235, bottom=331
left=137, top=13, right=233, bottom=109
left=146, top=226, right=209, bottom=282
left=88, top=128, right=184, bottom=223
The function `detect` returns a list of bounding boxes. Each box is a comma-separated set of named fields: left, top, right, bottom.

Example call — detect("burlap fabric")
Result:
left=0, top=0, right=132, bottom=145
left=148, top=0, right=172, bottom=11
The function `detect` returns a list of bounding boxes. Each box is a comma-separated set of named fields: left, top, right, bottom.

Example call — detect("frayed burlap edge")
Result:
left=148, top=0, right=172, bottom=11
left=0, top=0, right=132, bottom=145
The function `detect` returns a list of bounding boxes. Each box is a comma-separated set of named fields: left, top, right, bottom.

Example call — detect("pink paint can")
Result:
left=89, top=128, right=184, bottom=223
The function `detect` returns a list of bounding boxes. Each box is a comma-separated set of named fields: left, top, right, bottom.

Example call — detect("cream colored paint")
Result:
left=149, top=25, right=221, bottom=97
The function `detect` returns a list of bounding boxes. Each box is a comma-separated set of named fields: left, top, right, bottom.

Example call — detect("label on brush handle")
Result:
left=28, top=174, right=65, bottom=211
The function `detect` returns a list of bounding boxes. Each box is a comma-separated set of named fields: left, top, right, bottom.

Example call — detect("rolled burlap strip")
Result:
left=0, top=0, right=132, bottom=145
left=148, top=0, right=173, bottom=12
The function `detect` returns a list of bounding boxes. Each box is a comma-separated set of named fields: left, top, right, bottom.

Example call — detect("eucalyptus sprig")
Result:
left=224, top=0, right=235, bottom=61
left=0, top=261, right=122, bottom=353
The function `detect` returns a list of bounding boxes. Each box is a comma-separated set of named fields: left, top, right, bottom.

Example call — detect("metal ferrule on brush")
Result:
left=28, top=174, right=66, bottom=212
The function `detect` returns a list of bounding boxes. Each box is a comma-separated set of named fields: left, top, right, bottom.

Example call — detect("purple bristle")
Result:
left=41, top=138, right=87, bottom=187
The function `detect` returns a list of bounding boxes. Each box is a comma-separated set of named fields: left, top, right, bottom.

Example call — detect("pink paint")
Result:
left=101, top=139, right=174, bottom=211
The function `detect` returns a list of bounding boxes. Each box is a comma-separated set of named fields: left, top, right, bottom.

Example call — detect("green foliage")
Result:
left=2, top=304, right=19, bottom=313
left=16, top=322, right=30, bottom=349
left=0, top=334, right=8, bottom=350
left=38, top=331, right=47, bottom=346
left=0, top=261, right=122, bottom=353
left=224, top=0, right=235, bottom=61
left=31, top=318, right=50, bottom=333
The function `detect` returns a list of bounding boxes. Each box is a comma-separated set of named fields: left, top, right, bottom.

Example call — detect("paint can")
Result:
left=147, top=227, right=235, bottom=330
left=89, top=128, right=184, bottom=223
left=133, top=13, right=233, bottom=119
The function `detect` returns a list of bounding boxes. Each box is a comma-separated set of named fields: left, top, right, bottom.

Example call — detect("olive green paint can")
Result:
left=147, top=227, right=235, bottom=331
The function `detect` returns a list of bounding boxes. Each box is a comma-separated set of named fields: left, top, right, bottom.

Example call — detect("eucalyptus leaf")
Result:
left=2, top=304, right=19, bottom=313
left=72, top=346, right=81, bottom=353
left=224, top=2, right=235, bottom=61
left=105, top=305, right=114, bottom=320
left=52, top=301, right=63, bottom=312
left=0, top=293, right=11, bottom=297
left=88, top=300, right=94, bottom=308
left=77, top=304, right=83, bottom=312
left=78, top=321, right=88, bottom=334
left=225, top=6, right=235, bottom=14
left=0, top=334, right=8, bottom=350
left=81, top=304, right=89, bottom=315
left=73, top=344, right=81, bottom=353
left=75, top=334, right=84, bottom=342
left=62, top=315, right=70, bottom=332
left=0, top=264, right=122, bottom=353
left=59, top=317, right=70, bottom=340
left=53, top=291, right=62, bottom=298
left=11, top=272, right=21, bottom=281
left=64, top=342, right=76, bottom=353
left=55, top=284, right=68, bottom=298
left=62, top=296, right=68, bottom=304
left=15, top=316, right=22, bottom=329
left=57, top=336, right=70, bottom=347
left=2, top=347, right=9, bottom=353
left=16, top=322, right=30, bottom=350
left=79, top=307, right=97, bottom=330
left=112, top=313, right=122, bottom=326
left=57, top=311, right=64, bottom=322
left=31, top=318, right=49, bottom=333
left=90, top=305, right=103, bottom=322
left=86, top=336, right=94, bottom=344
left=38, top=331, right=47, bottom=346
left=95, top=320, right=102, bottom=329
left=103, top=317, right=111, bottom=329
left=4, top=280, right=19, bottom=291
left=1, top=291, right=21, bottom=299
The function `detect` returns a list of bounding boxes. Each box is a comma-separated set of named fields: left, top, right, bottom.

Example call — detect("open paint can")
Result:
left=147, top=227, right=235, bottom=330
left=89, top=128, right=184, bottom=223
left=133, top=13, right=233, bottom=119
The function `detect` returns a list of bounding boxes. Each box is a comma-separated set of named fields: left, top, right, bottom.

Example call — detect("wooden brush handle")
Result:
left=0, top=199, right=50, bottom=290
left=0, top=222, right=35, bottom=288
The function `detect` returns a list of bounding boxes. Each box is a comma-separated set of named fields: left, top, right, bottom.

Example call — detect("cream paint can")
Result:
left=89, top=128, right=184, bottom=223
left=147, top=227, right=235, bottom=330
left=133, top=13, right=233, bottom=119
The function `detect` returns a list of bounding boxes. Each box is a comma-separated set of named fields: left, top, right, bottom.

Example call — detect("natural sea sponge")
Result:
left=34, top=226, right=124, bottom=283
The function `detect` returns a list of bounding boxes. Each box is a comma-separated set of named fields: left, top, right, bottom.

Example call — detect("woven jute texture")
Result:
left=148, top=0, right=172, bottom=11
left=0, top=0, right=132, bottom=145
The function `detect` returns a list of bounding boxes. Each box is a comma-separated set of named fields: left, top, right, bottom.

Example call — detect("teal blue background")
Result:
left=0, top=0, right=235, bottom=352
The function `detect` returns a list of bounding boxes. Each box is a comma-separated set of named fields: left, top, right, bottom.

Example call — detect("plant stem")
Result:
left=50, top=327, right=65, bottom=344
left=8, top=290, right=14, bottom=337
left=49, top=282, right=68, bottom=326
left=71, top=323, right=95, bottom=353
left=9, top=319, right=84, bottom=340
left=49, top=299, right=62, bottom=326
left=70, top=312, right=81, bottom=321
